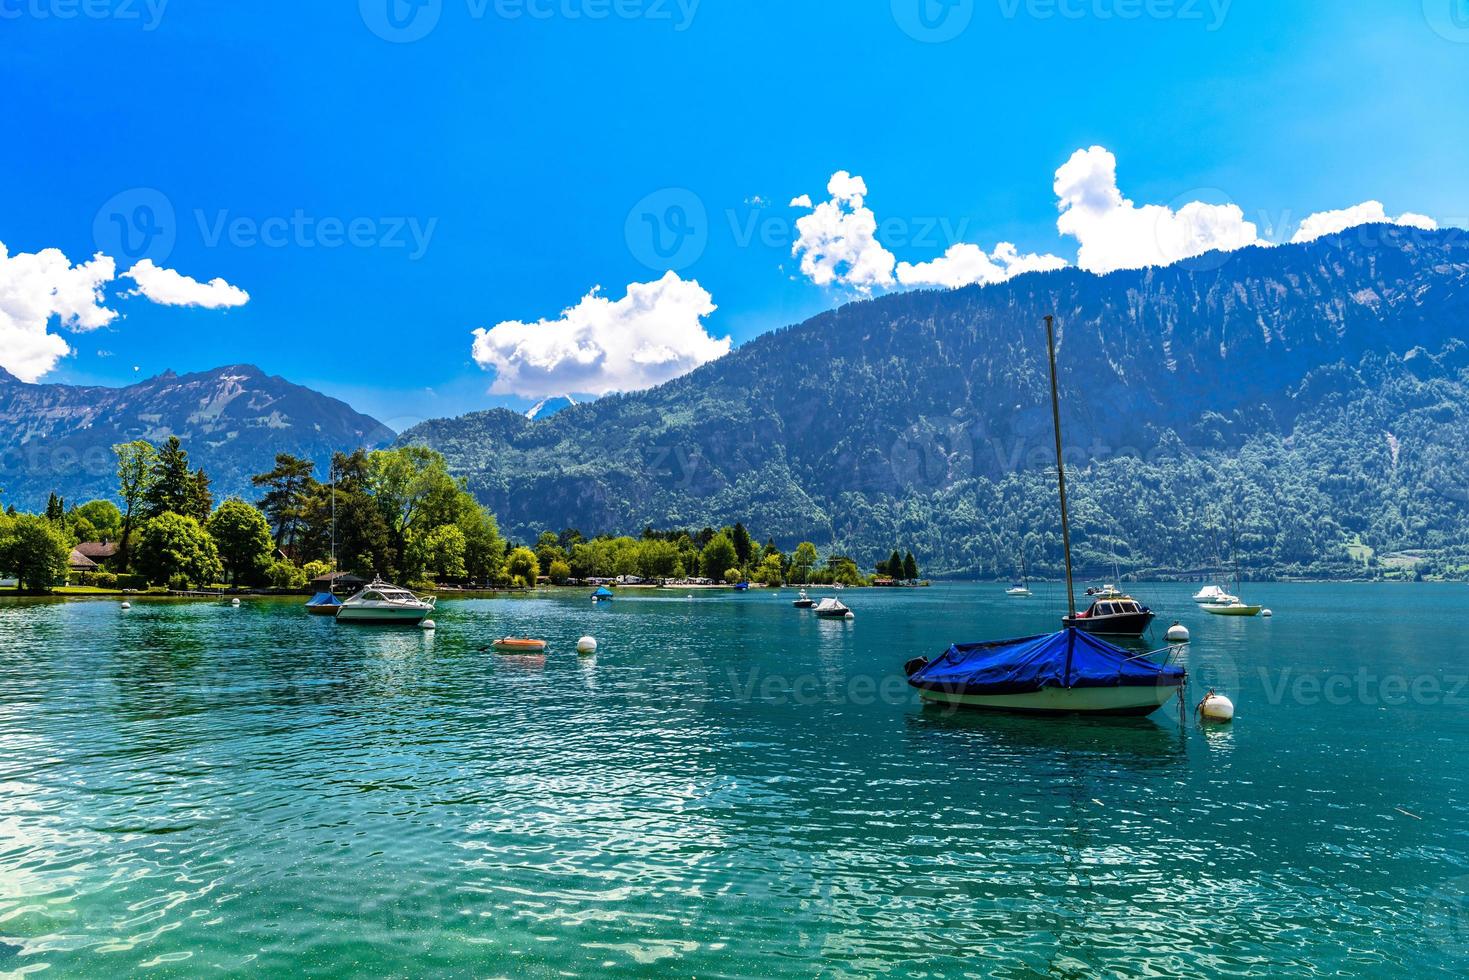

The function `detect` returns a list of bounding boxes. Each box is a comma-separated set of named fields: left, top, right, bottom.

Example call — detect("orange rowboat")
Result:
left=491, top=637, right=549, bottom=653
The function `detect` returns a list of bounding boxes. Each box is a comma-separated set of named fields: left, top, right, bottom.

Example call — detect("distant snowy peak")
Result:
left=526, top=395, right=577, bottom=420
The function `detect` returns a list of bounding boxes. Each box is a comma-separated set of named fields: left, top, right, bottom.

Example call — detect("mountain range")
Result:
left=397, top=226, right=1469, bottom=579
left=4, top=227, right=1467, bottom=579
left=0, top=364, right=394, bottom=510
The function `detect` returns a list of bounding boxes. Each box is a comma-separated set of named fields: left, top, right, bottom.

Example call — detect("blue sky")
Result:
left=2, top=0, right=1466, bottom=427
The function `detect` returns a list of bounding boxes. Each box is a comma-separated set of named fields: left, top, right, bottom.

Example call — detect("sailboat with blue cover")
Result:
left=904, top=315, right=1186, bottom=716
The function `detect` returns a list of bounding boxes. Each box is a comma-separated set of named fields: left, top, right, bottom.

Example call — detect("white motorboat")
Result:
left=814, top=597, right=853, bottom=619
left=1192, top=584, right=1233, bottom=604
left=336, top=578, right=436, bottom=625
left=1006, top=585, right=1033, bottom=597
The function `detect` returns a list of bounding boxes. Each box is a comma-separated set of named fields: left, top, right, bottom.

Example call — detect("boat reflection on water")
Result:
left=903, top=706, right=1187, bottom=768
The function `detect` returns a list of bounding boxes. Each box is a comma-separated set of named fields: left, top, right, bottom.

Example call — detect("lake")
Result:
left=0, top=583, right=1465, bottom=977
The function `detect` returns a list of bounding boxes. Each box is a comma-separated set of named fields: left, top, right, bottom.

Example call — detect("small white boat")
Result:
left=336, top=578, right=436, bottom=625
left=814, top=597, right=853, bottom=619
left=1192, top=584, right=1233, bottom=604
left=1006, top=585, right=1032, bottom=597
left=1202, top=599, right=1262, bottom=617
left=792, top=589, right=814, bottom=608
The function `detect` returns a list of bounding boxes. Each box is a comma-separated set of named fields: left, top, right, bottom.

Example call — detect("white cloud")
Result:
left=122, top=259, right=250, bottom=308
left=0, top=241, right=117, bottom=382
left=789, top=171, right=897, bottom=292
left=788, top=194, right=812, bottom=209
left=470, top=271, right=731, bottom=399
left=897, top=242, right=1068, bottom=289
left=1054, top=146, right=1264, bottom=274
left=1290, top=201, right=1438, bottom=244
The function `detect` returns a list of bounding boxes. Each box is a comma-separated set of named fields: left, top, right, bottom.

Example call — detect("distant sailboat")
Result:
left=1006, top=550, right=1032, bottom=597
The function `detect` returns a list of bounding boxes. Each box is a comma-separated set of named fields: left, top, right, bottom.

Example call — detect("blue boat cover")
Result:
left=592, top=587, right=615, bottom=598
left=306, top=592, right=342, bottom=606
left=909, top=629, right=1184, bottom=696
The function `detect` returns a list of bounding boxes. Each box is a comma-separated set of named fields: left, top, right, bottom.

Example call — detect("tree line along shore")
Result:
left=0, top=437, right=923, bottom=596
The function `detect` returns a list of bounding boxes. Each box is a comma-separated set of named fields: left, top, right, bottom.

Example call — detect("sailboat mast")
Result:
left=330, top=458, right=337, bottom=571
left=1045, top=315, right=1077, bottom=618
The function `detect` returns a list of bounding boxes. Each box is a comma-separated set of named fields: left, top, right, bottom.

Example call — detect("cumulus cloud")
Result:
left=897, top=242, right=1068, bottom=289
left=122, top=259, right=250, bottom=308
left=1290, top=201, right=1438, bottom=243
left=789, top=172, right=897, bottom=292
left=789, top=171, right=1067, bottom=292
left=1054, top=146, right=1264, bottom=274
left=0, top=241, right=118, bottom=382
left=0, top=237, right=249, bottom=382
left=470, top=271, right=731, bottom=399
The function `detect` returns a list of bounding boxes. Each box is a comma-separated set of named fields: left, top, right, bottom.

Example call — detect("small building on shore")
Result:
left=309, top=571, right=368, bottom=594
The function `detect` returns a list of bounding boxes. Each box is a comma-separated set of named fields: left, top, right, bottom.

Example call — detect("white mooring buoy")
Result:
left=1165, top=622, right=1190, bottom=643
left=1198, top=690, right=1235, bottom=723
left=1261, top=608, right=1273, bottom=618
left=577, top=636, right=597, bottom=655
left=231, top=598, right=241, bottom=606
left=120, top=601, right=131, bottom=610
left=419, top=619, right=436, bottom=630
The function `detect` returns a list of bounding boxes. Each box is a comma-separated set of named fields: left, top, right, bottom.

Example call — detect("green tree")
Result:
left=206, top=499, right=275, bottom=585
left=547, top=559, right=571, bottom=584
left=459, top=501, right=505, bottom=583
left=503, top=546, right=540, bottom=587
left=45, top=493, right=65, bottom=523
left=143, top=436, right=196, bottom=518
left=266, top=559, right=308, bottom=590
left=535, top=530, right=567, bottom=571
left=731, top=522, right=753, bottom=569
left=0, top=513, right=73, bottom=593
left=790, top=541, right=819, bottom=583
left=701, top=532, right=738, bottom=581
left=113, top=440, right=158, bottom=570
left=755, top=552, right=784, bottom=586
left=187, top=470, right=214, bottom=522
left=903, top=551, right=918, bottom=581
left=134, top=513, right=223, bottom=588
left=413, top=524, right=468, bottom=581
left=883, top=550, right=902, bottom=577
left=251, top=453, right=317, bottom=549
left=73, top=500, right=123, bottom=542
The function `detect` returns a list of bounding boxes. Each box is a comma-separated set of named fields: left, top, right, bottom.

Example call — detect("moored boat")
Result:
left=1192, top=584, right=1232, bottom=604
left=905, top=629, right=1185, bottom=715
left=814, top=597, right=853, bottom=618
left=1202, top=599, right=1262, bottom=617
left=591, top=587, right=615, bottom=602
left=792, top=589, right=814, bottom=608
left=491, top=637, right=549, bottom=653
left=336, top=578, right=436, bottom=625
left=304, top=592, right=342, bottom=616
left=1062, top=594, right=1156, bottom=637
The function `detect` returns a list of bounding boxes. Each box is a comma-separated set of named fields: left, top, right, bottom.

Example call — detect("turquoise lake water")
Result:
left=0, top=583, right=1466, bottom=977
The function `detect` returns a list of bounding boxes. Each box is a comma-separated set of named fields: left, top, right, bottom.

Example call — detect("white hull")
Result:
left=1006, top=588, right=1032, bottom=597
left=336, top=604, right=433, bottom=624
left=916, top=684, right=1180, bottom=715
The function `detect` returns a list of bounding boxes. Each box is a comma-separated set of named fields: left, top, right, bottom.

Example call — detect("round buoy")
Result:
left=231, top=598, right=241, bottom=606
left=120, top=601, right=131, bottom=610
left=844, top=611, right=855, bottom=620
left=686, top=593, right=693, bottom=600
left=1198, top=691, right=1235, bottom=723
left=576, top=636, right=597, bottom=656
left=1165, top=622, right=1190, bottom=643
left=419, top=619, right=436, bottom=630
left=1262, top=609, right=1273, bottom=618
